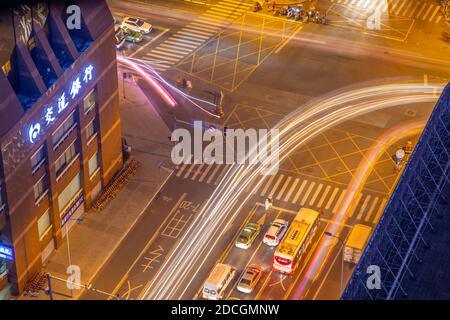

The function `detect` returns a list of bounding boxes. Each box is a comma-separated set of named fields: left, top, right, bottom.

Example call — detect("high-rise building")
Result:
left=0, top=0, right=122, bottom=295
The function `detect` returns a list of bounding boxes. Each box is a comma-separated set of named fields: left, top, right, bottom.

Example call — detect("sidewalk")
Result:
left=19, top=73, right=173, bottom=300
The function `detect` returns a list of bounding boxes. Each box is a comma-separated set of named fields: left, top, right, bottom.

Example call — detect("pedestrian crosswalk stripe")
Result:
left=269, top=175, right=285, bottom=197
left=373, top=198, right=388, bottom=223
left=292, top=180, right=308, bottom=204
left=166, top=37, right=202, bottom=46
left=176, top=163, right=189, bottom=177
left=145, top=53, right=179, bottom=62
left=191, top=163, right=205, bottom=180
left=151, top=50, right=184, bottom=59
left=260, top=175, right=276, bottom=196
left=165, top=40, right=198, bottom=49
left=177, top=31, right=210, bottom=40
left=332, top=189, right=347, bottom=213
left=175, top=162, right=387, bottom=224
left=316, top=185, right=331, bottom=208
left=332, top=0, right=443, bottom=23
left=300, top=181, right=316, bottom=206
left=195, top=17, right=226, bottom=26
left=365, top=196, right=379, bottom=222
left=284, top=177, right=300, bottom=202
left=180, top=28, right=214, bottom=36
left=428, top=6, right=440, bottom=21
left=404, top=2, right=414, bottom=16
left=421, top=4, right=434, bottom=20
left=357, top=195, right=371, bottom=220
left=159, top=43, right=192, bottom=53
left=186, top=23, right=219, bottom=32
left=214, top=165, right=230, bottom=185
left=276, top=176, right=292, bottom=200
left=348, top=193, right=363, bottom=217
left=210, top=7, right=241, bottom=15
left=206, top=10, right=240, bottom=19
left=172, top=33, right=205, bottom=42
left=206, top=165, right=222, bottom=184
left=309, top=183, right=323, bottom=207
left=199, top=164, right=214, bottom=182
left=183, top=161, right=197, bottom=179
left=325, top=187, right=340, bottom=210
left=406, top=2, right=419, bottom=18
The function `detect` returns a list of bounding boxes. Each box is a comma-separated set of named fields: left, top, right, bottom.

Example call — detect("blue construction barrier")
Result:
left=342, top=83, right=450, bottom=300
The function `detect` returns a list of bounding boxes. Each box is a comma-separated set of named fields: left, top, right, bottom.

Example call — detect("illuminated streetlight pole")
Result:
left=324, top=231, right=345, bottom=297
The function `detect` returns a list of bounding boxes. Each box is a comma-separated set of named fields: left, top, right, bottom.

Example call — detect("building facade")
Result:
left=0, top=0, right=122, bottom=295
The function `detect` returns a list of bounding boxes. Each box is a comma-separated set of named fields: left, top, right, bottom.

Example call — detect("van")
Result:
left=344, top=224, right=373, bottom=264
left=202, top=263, right=236, bottom=300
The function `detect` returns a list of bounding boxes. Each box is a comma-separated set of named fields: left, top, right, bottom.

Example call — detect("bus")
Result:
left=272, top=208, right=320, bottom=275
left=114, top=25, right=125, bottom=49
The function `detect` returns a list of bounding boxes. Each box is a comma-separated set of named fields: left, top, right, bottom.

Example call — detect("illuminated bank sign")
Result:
left=0, top=244, right=13, bottom=261
left=28, top=64, right=94, bottom=144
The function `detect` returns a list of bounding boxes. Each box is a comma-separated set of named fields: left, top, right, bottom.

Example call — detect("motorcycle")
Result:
left=444, top=31, right=450, bottom=42
left=253, top=2, right=262, bottom=12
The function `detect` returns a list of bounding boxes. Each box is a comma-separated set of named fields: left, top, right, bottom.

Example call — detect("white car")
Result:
left=263, top=219, right=288, bottom=247
left=121, top=17, right=152, bottom=34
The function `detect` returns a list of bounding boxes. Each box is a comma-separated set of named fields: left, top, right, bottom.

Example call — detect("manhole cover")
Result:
left=405, top=109, right=417, bottom=117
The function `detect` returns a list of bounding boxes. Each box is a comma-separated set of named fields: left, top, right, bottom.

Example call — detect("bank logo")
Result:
left=171, top=121, right=280, bottom=176
left=28, top=123, right=41, bottom=144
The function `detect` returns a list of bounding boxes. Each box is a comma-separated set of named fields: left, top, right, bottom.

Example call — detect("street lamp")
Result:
left=324, top=231, right=345, bottom=297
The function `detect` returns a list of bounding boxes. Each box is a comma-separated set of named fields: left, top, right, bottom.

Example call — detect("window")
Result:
left=38, top=209, right=52, bottom=239
left=31, top=146, right=46, bottom=172
left=55, top=142, right=77, bottom=177
left=58, top=174, right=81, bottom=212
left=83, top=89, right=96, bottom=113
left=88, top=152, right=100, bottom=177
left=86, top=120, right=96, bottom=141
left=34, top=176, right=47, bottom=201
left=52, top=112, right=76, bottom=147
left=2, top=60, right=11, bottom=76
left=0, top=187, right=4, bottom=207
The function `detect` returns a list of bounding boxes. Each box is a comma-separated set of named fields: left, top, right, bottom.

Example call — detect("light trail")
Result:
left=295, top=120, right=427, bottom=300
left=120, top=56, right=221, bottom=118
left=117, top=54, right=177, bottom=107
left=141, top=83, right=443, bottom=300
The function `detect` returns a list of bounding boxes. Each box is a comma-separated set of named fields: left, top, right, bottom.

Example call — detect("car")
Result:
left=121, top=17, right=152, bottom=34
left=237, top=264, right=263, bottom=294
left=235, top=223, right=260, bottom=249
left=263, top=219, right=288, bottom=247
left=122, top=27, right=143, bottom=43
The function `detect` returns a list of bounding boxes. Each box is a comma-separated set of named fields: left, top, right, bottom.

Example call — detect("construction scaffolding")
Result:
left=342, top=83, right=450, bottom=300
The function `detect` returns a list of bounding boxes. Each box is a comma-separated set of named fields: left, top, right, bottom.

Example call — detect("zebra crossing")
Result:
left=140, top=0, right=253, bottom=72
left=330, top=0, right=444, bottom=23
left=175, top=162, right=388, bottom=224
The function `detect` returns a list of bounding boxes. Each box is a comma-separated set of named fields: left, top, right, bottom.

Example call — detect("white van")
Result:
left=202, top=263, right=236, bottom=300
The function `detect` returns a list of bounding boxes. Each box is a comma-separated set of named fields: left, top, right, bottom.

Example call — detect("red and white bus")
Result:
left=272, top=208, right=320, bottom=275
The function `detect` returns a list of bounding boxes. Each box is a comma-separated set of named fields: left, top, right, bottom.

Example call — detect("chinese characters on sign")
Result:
left=28, top=64, right=94, bottom=144
left=0, top=244, right=14, bottom=261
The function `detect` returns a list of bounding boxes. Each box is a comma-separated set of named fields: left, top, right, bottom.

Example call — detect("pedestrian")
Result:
left=182, top=78, right=187, bottom=89
left=272, top=1, right=276, bottom=11
left=186, top=79, right=193, bottom=93
left=176, top=75, right=183, bottom=87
